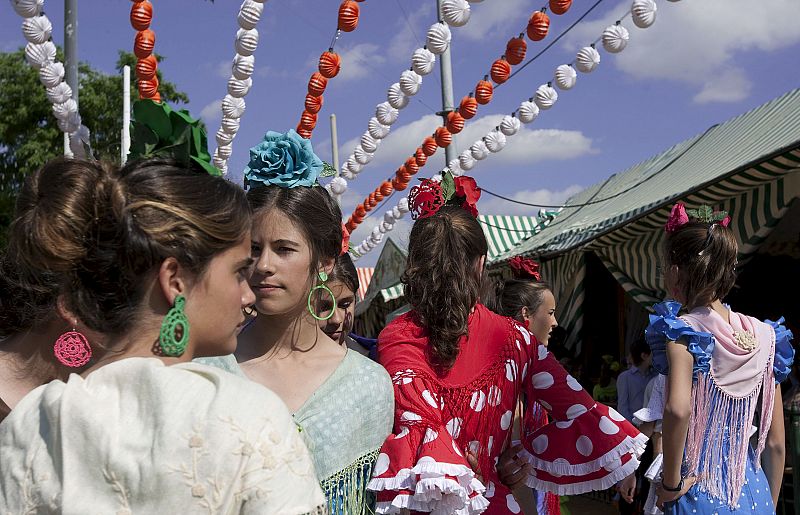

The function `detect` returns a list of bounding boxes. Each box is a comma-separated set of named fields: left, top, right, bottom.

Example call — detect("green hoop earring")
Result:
left=307, top=271, right=337, bottom=321
left=159, top=295, right=190, bottom=357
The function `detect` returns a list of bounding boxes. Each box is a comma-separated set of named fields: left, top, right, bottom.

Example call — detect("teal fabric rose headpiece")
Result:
left=243, top=130, right=325, bottom=188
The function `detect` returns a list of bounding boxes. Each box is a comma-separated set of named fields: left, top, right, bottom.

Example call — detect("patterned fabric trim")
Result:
left=320, top=447, right=381, bottom=515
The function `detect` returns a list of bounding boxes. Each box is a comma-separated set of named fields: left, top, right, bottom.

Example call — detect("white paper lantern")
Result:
left=602, top=24, right=629, bottom=54
left=237, top=0, right=264, bottom=30
left=329, top=177, right=348, bottom=195
left=227, top=77, right=253, bottom=98
left=235, top=28, right=259, bottom=56
left=399, top=69, right=422, bottom=96
left=441, top=0, right=471, bottom=27
left=484, top=130, right=507, bottom=153
left=384, top=211, right=396, bottom=224
left=57, top=111, right=80, bottom=133
left=45, top=82, right=72, bottom=104
left=360, top=132, right=379, bottom=153
left=534, top=84, right=558, bottom=110
left=39, top=62, right=64, bottom=88
left=518, top=100, right=540, bottom=124
left=52, top=98, right=78, bottom=120
left=382, top=221, right=394, bottom=232
left=216, top=144, right=233, bottom=159
left=470, top=140, right=489, bottom=160
left=411, top=47, right=436, bottom=76
left=448, top=158, right=461, bottom=174
left=392, top=206, right=402, bottom=219
left=398, top=198, right=410, bottom=213
left=631, top=0, right=657, bottom=28
left=22, top=15, right=52, bottom=45
left=458, top=151, right=476, bottom=171
left=221, top=117, right=241, bottom=134
left=376, top=102, right=400, bottom=125
left=575, top=46, right=601, bottom=73
left=426, top=23, right=451, bottom=55
left=500, top=115, right=521, bottom=136
left=346, top=156, right=363, bottom=174
left=341, top=169, right=356, bottom=180
left=232, top=53, right=255, bottom=80
left=216, top=128, right=234, bottom=146
left=430, top=174, right=443, bottom=183
left=12, top=0, right=44, bottom=18
left=554, top=64, right=577, bottom=90
left=354, top=145, right=374, bottom=164
left=25, top=41, right=56, bottom=68
left=387, top=83, right=410, bottom=109
left=68, top=125, right=91, bottom=158
left=221, top=95, right=246, bottom=118
left=368, top=117, right=390, bottom=139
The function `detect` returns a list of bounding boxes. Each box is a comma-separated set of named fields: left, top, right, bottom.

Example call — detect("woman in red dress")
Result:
left=368, top=174, right=646, bottom=514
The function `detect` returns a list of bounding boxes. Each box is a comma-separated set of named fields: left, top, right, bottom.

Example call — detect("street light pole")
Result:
left=64, top=0, right=78, bottom=157
left=435, top=0, right=457, bottom=166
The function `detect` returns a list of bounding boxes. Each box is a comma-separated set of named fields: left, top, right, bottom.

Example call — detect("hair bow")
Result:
left=508, top=256, right=541, bottom=281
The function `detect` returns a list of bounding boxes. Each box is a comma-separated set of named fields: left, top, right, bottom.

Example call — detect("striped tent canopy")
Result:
left=355, top=267, right=374, bottom=301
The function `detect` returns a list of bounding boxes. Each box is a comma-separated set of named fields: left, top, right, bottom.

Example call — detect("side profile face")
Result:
left=184, top=235, right=255, bottom=357
left=317, top=279, right=356, bottom=343
left=524, top=289, right=558, bottom=346
left=249, top=209, right=315, bottom=316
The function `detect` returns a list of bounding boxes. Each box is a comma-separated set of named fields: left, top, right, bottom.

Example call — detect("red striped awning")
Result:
left=356, top=267, right=374, bottom=301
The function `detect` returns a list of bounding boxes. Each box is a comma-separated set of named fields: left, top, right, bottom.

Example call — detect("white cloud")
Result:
left=479, top=185, right=585, bottom=216
left=387, top=3, right=435, bottom=63
left=459, top=0, right=531, bottom=41
left=336, top=43, right=387, bottom=82
left=200, top=99, right=222, bottom=125
left=564, top=0, right=800, bottom=104
left=350, top=217, right=412, bottom=267
left=215, top=60, right=230, bottom=79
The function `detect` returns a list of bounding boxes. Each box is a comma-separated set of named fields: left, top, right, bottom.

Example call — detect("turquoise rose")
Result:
left=243, top=129, right=323, bottom=188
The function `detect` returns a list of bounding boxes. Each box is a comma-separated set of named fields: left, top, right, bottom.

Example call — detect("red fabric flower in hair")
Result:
left=665, top=202, right=689, bottom=233
left=408, top=179, right=445, bottom=220
left=340, top=223, right=350, bottom=255
left=453, top=175, right=481, bottom=217
left=720, top=215, right=731, bottom=228
left=508, top=256, right=541, bottom=281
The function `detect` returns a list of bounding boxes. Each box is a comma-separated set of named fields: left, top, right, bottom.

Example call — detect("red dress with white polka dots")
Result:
left=367, top=304, right=647, bottom=514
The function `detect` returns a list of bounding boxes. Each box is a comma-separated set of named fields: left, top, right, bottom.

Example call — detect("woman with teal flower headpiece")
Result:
left=199, top=130, right=394, bottom=515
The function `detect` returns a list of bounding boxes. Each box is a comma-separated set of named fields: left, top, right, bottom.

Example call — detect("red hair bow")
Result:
left=408, top=172, right=481, bottom=220
left=340, top=223, right=351, bottom=256
left=508, top=256, right=541, bottom=281
left=664, top=202, right=689, bottom=233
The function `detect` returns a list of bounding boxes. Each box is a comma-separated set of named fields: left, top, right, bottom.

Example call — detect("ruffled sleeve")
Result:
left=766, top=317, right=795, bottom=384
left=644, top=301, right=714, bottom=376
left=368, top=368, right=489, bottom=514
left=516, top=324, right=649, bottom=496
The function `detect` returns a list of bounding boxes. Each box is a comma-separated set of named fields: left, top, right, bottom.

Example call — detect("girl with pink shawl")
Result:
left=645, top=203, right=794, bottom=514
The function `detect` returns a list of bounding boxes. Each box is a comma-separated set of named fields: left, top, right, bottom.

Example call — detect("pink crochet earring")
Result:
left=54, top=329, right=92, bottom=368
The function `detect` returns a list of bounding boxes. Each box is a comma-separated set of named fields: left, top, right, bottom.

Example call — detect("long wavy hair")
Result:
left=403, top=206, right=488, bottom=369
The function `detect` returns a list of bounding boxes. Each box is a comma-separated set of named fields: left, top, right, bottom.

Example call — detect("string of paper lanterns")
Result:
left=294, top=0, right=367, bottom=140
left=344, top=0, right=579, bottom=234
left=12, top=0, right=90, bottom=157
left=353, top=0, right=663, bottom=259
left=211, top=0, right=267, bottom=174
left=130, top=0, right=159, bottom=101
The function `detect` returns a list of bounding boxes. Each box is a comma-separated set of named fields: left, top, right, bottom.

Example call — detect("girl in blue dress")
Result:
left=646, top=203, right=794, bottom=514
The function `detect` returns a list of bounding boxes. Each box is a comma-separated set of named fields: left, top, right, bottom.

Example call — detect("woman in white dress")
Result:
left=0, top=157, right=326, bottom=514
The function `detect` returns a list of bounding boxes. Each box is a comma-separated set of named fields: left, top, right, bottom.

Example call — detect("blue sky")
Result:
left=3, top=0, right=799, bottom=265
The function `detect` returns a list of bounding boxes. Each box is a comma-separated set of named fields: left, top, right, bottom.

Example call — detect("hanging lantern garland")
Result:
left=345, top=0, right=577, bottom=236
left=209, top=0, right=267, bottom=175
left=12, top=0, right=90, bottom=157
left=353, top=3, right=660, bottom=260
left=130, top=0, right=160, bottom=102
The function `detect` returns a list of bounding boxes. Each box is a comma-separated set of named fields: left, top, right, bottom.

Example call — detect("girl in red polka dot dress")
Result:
left=367, top=174, right=647, bottom=514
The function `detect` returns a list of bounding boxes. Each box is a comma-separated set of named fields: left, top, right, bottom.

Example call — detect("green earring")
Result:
left=307, top=271, right=337, bottom=321
left=159, top=295, right=190, bottom=357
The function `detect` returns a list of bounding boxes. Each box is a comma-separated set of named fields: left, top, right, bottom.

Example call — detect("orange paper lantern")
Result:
left=475, top=78, right=493, bottom=105
left=490, top=58, right=511, bottom=85
left=527, top=11, right=550, bottom=41
left=308, top=72, right=328, bottom=97
left=459, top=96, right=478, bottom=119
left=136, top=54, right=157, bottom=80
left=446, top=111, right=465, bottom=134
left=374, top=190, right=384, bottom=202
left=296, top=127, right=312, bottom=139
left=305, top=94, right=323, bottom=114
left=394, top=179, right=409, bottom=192
left=434, top=127, right=452, bottom=148
left=300, top=111, right=317, bottom=130
left=506, top=35, right=527, bottom=65
left=130, top=0, right=153, bottom=31
left=338, top=0, right=360, bottom=32
left=405, top=157, right=419, bottom=176
left=415, top=148, right=428, bottom=167
left=318, top=51, right=341, bottom=79
left=549, top=0, right=572, bottom=15
left=380, top=181, right=393, bottom=197
left=138, top=77, right=159, bottom=99
left=345, top=221, right=356, bottom=233
left=355, top=205, right=367, bottom=217
left=134, top=29, right=156, bottom=59
left=422, top=137, right=438, bottom=156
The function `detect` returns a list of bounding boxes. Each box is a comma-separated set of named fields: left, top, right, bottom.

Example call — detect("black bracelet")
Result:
left=661, top=477, right=684, bottom=492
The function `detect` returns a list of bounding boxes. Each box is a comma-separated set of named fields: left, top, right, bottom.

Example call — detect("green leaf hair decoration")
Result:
left=129, top=99, right=220, bottom=176
left=686, top=205, right=728, bottom=224
left=320, top=162, right=337, bottom=178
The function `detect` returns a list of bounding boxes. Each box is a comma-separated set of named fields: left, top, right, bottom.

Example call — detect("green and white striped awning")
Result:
left=381, top=283, right=404, bottom=302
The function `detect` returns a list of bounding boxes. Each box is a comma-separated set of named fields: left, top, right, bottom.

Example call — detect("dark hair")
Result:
left=246, top=185, right=342, bottom=282
left=1, top=158, right=113, bottom=337
left=330, top=252, right=359, bottom=298
left=13, top=157, right=251, bottom=338
left=404, top=206, right=488, bottom=369
left=664, top=220, right=737, bottom=310
left=483, top=278, right=553, bottom=322
left=629, top=338, right=651, bottom=366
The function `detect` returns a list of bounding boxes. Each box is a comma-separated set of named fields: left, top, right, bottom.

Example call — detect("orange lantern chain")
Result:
left=338, top=0, right=360, bottom=32
left=308, top=72, right=328, bottom=97
left=405, top=157, right=419, bottom=175
left=380, top=181, right=393, bottom=197
left=475, top=77, right=494, bottom=105
left=506, top=34, right=527, bottom=65
left=490, top=58, right=511, bottom=85
left=549, top=0, right=572, bottom=15
left=414, top=148, right=428, bottom=167
left=527, top=10, right=550, bottom=41
left=446, top=111, right=465, bottom=134
left=130, top=0, right=158, bottom=101
left=459, top=96, right=478, bottom=119
left=304, top=94, right=323, bottom=114
left=318, top=50, right=341, bottom=79
left=434, top=127, right=452, bottom=148
left=422, top=136, right=438, bottom=156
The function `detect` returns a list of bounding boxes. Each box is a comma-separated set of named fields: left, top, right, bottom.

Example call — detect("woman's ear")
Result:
left=319, top=257, right=336, bottom=277
left=520, top=306, right=530, bottom=320
left=55, top=294, right=77, bottom=328
left=157, top=257, right=188, bottom=307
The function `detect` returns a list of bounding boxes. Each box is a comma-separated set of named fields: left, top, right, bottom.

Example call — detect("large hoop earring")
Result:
left=159, top=295, right=190, bottom=357
left=307, top=271, right=337, bottom=321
